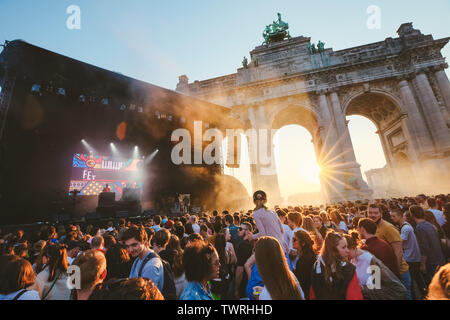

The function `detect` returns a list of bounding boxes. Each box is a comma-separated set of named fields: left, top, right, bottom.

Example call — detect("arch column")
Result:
left=433, top=67, right=450, bottom=127
left=312, top=135, right=330, bottom=204
left=414, top=72, right=450, bottom=151
left=317, top=92, right=346, bottom=202
left=329, top=90, right=372, bottom=200
left=398, top=79, right=435, bottom=155
left=246, top=106, right=281, bottom=204
left=434, top=68, right=450, bottom=112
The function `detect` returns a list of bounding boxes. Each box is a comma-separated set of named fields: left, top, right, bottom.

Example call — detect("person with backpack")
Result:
left=122, top=226, right=176, bottom=300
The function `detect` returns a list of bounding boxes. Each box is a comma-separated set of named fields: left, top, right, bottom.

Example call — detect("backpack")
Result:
left=138, top=251, right=177, bottom=300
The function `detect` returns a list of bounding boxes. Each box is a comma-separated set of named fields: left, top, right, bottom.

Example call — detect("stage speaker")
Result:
left=97, top=206, right=116, bottom=218
left=116, top=211, right=129, bottom=218
left=98, top=192, right=115, bottom=206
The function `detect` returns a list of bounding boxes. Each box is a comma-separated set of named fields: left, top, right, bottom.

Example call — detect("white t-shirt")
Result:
left=282, top=224, right=292, bottom=252
left=428, top=209, right=445, bottom=227
left=0, top=289, right=40, bottom=300
left=338, top=221, right=348, bottom=233
left=353, top=250, right=373, bottom=286
left=192, top=223, right=200, bottom=234
left=259, top=271, right=305, bottom=300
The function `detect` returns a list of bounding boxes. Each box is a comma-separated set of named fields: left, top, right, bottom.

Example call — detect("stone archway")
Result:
left=344, top=91, right=409, bottom=166
left=270, top=105, right=324, bottom=202
left=178, top=21, right=450, bottom=201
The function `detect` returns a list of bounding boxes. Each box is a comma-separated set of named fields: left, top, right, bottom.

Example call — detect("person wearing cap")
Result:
left=251, top=190, right=288, bottom=255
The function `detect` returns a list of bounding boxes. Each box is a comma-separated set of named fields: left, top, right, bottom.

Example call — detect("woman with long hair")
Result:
left=330, top=210, right=348, bottom=233
left=211, top=228, right=236, bottom=299
left=105, top=243, right=132, bottom=280
left=32, top=244, right=71, bottom=300
left=310, top=231, right=363, bottom=300
left=167, top=235, right=187, bottom=299
left=319, top=211, right=334, bottom=232
left=292, top=230, right=317, bottom=299
left=0, top=255, right=40, bottom=300
left=314, top=215, right=328, bottom=239
left=254, top=236, right=304, bottom=300
left=302, top=216, right=323, bottom=252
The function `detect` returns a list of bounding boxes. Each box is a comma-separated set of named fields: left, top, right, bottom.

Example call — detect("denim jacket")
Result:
left=180, top=281, right=213, bottom=300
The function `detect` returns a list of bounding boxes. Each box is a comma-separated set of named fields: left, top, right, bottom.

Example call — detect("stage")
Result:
left=0, top=40, right=246, bottom=224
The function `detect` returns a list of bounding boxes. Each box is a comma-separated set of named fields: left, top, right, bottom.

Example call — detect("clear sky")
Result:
left=1, top=0, right=449, bottom=200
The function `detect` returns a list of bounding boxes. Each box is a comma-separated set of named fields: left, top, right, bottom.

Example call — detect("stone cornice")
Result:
left=190, top=56, right=448, bottom=99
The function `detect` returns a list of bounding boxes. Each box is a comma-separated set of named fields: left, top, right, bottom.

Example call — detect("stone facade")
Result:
left=177, top=23, right=450, bottom=203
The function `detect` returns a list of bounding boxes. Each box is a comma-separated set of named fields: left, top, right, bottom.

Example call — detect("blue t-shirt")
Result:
left=229, top=224, right=239, bottom=241
left=246, top=264, right=263, bottom=300
left=151, top=225, right=161, bottom=232
left=129, top=250, right=164, bottom=291
left=400, top=222, right=421, bottom=263
left=415, top=221, right=445, bottom=266
left=0, top=289, right=40, bottom=300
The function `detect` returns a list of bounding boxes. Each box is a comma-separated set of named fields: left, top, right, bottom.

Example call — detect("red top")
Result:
left=361, top=236, right=400, bottom=277
left=103, top=187, right=111, bottom=192
left=309, top=272, right=363, bottom=300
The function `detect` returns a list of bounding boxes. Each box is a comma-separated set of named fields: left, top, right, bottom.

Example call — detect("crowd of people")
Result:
left=0, top=191, right=449, bottom=300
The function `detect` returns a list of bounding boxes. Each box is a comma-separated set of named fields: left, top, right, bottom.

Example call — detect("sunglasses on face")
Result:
left=238, top=227, right=247, bottom=231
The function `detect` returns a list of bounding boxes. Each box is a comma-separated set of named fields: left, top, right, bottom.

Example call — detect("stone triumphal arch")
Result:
left=176, top=18, right=450, bottom=203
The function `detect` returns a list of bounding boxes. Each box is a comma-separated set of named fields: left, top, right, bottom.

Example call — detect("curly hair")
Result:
left=89, top=277, right=164, bottom=300
left=427, top=263, right=450, bottom=300
left=182, top=242, right=217, bottom=282
left=121, top=226, right=148, bottom=245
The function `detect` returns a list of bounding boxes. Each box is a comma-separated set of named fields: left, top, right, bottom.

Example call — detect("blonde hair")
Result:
left=72, top=249, right=106, bottom=291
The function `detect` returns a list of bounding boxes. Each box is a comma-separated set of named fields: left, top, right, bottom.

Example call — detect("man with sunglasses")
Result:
left=234, top=223, right=254, bottom=299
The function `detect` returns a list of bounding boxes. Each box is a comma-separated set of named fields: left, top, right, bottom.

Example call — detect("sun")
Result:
left=298, top=158, right=321, bottom=184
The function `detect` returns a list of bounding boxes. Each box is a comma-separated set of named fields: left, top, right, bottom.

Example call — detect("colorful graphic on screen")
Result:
left=69, top=153, right=143, bottom=198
